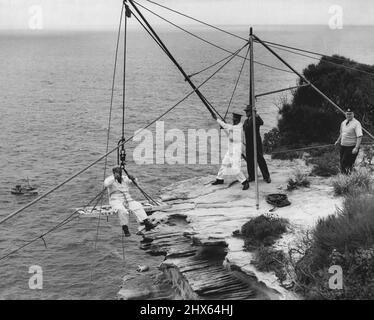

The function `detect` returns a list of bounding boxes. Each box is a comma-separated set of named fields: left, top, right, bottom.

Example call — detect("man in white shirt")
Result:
left=211, top=112, right=249, bottom=190
left=335, top=107, right=363, bottom=174
left=104, top=166, right=154, bottom=236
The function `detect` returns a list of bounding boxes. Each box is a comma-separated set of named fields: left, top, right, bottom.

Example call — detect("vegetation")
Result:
left=253, top=246, right=287, bottom=283
left=359, top=145, right=374, bottom=168
left=307, top=149, right=340, bottom=177
left=241, top=214, right=288, bottom=249
left=258, top=56, right=374, bottom=297
left=263, top=55, right=374, bottom=161
left=287, top=170, right=310, bottom=191
left=292, top=193, right=374, bottom=299
left=240, top=215, right=289, bottom=286
left=332, top=168, right=373, bottom=196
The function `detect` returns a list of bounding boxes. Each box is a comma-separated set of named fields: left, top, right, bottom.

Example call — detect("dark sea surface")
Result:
left=0, top=25, right=373, bottom=299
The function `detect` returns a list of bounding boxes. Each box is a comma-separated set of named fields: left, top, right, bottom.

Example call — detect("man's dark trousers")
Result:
left=243, top=116, right=270, bottom=181
left=246, top=143, right=270, bottom=181
left=340, top=145, right=359, bottom=174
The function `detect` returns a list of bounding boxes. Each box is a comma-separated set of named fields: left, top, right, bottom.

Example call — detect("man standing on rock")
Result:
left=212, top=112, right=249, bottom=190
left=104, top=166, right=155, bottom=236
left=243, top=105, right=271, bottom=183
left=335, top=107, right=363, bottom=174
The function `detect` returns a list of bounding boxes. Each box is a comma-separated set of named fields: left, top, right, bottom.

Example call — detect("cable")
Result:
left=138, top=0, right=374, bottom=77
left=270, top=144, right=335, bottom=155
left=255, top=83, right=310, bottom=98
left=258, top=41, right=374, bottom=77
left=254, top=33, right=374, bottom=142
left=139, top=0, right=247, bottom=41
left=122, top=5, right=128, bottom=141
left=0, top=189, right=106, bottom=262
left=224, top=43, right=250, bottom=119
left=1, top=41, right=248, bottom=226
left=188, top=52, right=234, bottom=79
left=131, top=0, right=251, bottom=121
left=132, top=0, right=293, bottom=75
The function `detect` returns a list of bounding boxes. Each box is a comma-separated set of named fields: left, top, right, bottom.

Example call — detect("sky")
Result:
left=0, top=0, right=373, bottom=30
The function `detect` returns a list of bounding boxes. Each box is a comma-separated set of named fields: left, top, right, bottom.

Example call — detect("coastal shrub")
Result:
left=359, top=145, right=374, bottom=169
left=253, top=246, right=287, bottom=283
left=292, top=193, right=374, bottom=299
left=241, top=214, right=288, bottom=249
left=307, top=149, right=340, bottom=177
left=287, top=170, right=311, bottom=191
left=263, top=128, right=281, bottom=154
left=332, top=168, right=373, bottom=196
left=278, top=103, right=339, bottom=147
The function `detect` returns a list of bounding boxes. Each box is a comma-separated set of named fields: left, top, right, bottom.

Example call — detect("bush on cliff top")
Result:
left=332, top=168, right=373, bottom=196
left=265, top=55, right=374, bottom=153
left=293, top=193, right=374, bottom=299
left=241, top=214, right=288, bottom=249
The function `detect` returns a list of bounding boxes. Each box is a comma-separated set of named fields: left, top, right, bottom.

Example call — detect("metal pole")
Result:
left=249, top=27, right=259, bottom=210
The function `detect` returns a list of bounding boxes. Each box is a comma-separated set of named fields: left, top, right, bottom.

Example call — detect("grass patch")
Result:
left=241, top=214, right=289, bottom=249
left=332, top=168, right=373, bottom=196
left=287, top=170, right=311, bottom=191
left=307, top=149, right=340, bottom=177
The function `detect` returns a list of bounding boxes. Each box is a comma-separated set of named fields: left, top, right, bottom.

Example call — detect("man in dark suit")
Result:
left=243, top=105, right=271, bottom=183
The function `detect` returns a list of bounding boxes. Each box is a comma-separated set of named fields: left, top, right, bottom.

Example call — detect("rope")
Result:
left=253, top=33, right=374, bottom=142
left=130, top=0, right=220, bottom=119
left=140, top=0, right=246, bottom=41
left=258, top=41, right=374, bottom=78
left=255, top=83, right=310, bottom=98
left=0, top=40, right=247, bottom=227
left=131, top=10, right=169, bottom=57
left=188, top=53, right=234, bottom=79
left=224, top=43, right=250, bottom=120
left=0, top=189, right=106, bottom=262
left=122, top=5, right=128, bottom=142
left=270, top=144, right=335, bottom=155
left=138, top=0, right=374, bottom=77
left=271, top=142, right=373, bottom=155
left=132, top=0, right=292, bottom=75
left=89, top=4, right=128, bottom=292
left=132, top=1, right=250, bottom=121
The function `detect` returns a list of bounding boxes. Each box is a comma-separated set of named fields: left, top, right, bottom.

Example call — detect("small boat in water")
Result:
left=11, top=179, right=38, bottom=196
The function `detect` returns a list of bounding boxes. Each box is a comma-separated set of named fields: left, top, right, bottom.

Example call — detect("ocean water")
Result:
left=0, top=25, right=373, bottom=299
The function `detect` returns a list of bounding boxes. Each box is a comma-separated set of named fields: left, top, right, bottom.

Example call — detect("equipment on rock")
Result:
left=266, top=193, right=291, bottom=208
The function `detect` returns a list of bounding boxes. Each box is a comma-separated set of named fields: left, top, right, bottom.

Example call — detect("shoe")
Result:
left=143, top=219, right=156, bottom=231
left=211, top=179, right=224, bottom=185
left=264, top=177, right=271, bottom=183
left=242, top=180, right=249, bottom=190
left=122, top=225, right=131, bottom=237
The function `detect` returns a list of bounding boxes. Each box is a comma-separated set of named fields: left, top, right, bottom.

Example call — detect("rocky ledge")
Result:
left=118, top=156, right=342, bottom=300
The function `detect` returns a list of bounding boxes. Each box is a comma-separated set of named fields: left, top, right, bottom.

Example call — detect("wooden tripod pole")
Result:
left=249, top=27, right=259, bottom=210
